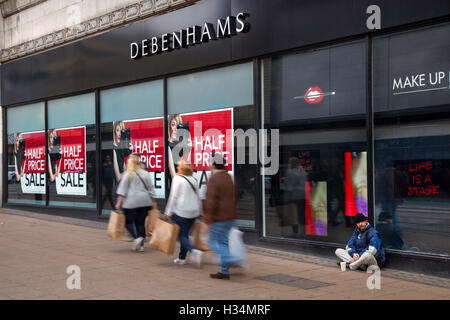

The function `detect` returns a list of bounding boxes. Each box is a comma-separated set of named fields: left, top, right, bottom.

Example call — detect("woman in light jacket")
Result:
left=116, top=153, right=155, bottom=252
left=165, top=160, right=203, bottom=266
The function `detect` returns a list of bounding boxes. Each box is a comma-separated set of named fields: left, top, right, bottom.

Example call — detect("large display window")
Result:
left=373, top=23, right=450, bottom=256
left=47, top=93, right=96, bottom=208
left=100, top=80, right=165, bottom=215
left=167, top=62, right=255, bottom=227
left=7, top=103, right=46, bottom=205
left=262, top=40, right=368, bottom=242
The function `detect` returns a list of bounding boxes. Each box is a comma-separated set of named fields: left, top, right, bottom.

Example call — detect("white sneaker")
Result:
left=132, top=237, right=144, bottom=251
left=138, top=245, right=145, bottom=252
left=173, top=258, right=186, bottom=265
left=190, top=249, right=203, bottom=267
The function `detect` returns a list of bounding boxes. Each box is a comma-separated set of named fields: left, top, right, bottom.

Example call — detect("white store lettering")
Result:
left=130, top=13, right=250, bottom=59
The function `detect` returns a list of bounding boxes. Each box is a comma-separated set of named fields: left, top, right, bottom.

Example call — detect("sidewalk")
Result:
left=0, top=208, right=448, bottom=300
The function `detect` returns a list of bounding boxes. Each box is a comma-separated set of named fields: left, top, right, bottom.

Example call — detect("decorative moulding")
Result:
left=1, top=0, right=200, bottom=63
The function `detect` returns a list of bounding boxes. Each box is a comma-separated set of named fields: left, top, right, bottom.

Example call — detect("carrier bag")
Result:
left=107, top=211, right=125, bottom=241
left=191, top=221, right=210, bottom=251
left=149, top=218, right=180, bottom=255
left=146, top=208, right=162, bottom=236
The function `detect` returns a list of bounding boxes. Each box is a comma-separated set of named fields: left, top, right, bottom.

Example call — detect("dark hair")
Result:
left=211, top=152, right=225, bottom=170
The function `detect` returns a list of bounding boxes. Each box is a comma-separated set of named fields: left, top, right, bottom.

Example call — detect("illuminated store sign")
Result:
left=130, top=13, right=250, bottom=59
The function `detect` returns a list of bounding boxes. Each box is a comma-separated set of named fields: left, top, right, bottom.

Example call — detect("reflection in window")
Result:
left=375, top=121, right=450, bottom=255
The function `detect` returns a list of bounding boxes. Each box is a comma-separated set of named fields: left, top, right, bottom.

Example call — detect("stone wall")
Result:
left=0, top=0, right=199, bottom=62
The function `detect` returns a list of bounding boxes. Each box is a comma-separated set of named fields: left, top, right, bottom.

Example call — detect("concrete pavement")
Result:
left=0, top=208, right=448, bottom=300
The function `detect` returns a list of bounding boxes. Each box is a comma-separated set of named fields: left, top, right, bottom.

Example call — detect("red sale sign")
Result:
left=124, top=118, right=164, bottom=172
left=22, top=131, right=46, bottom=174
left=168, top=108, right=233, bottom=198
left=182, top=109, right=233, bottom=172
left=57, top=127, right=86, bottom=173
left=123, top=117, right=165, bottom=198
left=54, top=126, right=87, bottom=196
left=19, top=131, right=46, bottom=194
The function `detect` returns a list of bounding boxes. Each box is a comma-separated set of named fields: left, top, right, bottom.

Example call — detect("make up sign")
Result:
left=392, top=70, right=448, bottom=96
left=130, top=13, right=250, bottom=59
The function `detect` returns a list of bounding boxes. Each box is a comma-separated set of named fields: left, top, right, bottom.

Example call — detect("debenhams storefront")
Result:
left=2, top=0, right=449, bottom=273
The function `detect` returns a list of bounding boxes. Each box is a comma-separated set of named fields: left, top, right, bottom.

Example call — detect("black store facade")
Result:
left=2, top=0, right=449, bottom=275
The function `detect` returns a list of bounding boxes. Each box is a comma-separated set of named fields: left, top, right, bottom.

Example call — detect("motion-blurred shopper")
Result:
left=165, top=160, right=203, bottom=266
left=116, top=153, right=155, bottom=252
left=204, top=154, right=238, bottom=280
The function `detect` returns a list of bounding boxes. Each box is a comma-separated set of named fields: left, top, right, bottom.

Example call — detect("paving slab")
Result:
left=0, top=209, right=448, bottom=300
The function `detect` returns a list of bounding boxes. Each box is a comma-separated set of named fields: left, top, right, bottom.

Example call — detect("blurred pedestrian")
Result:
left=165, top=160, right=203, bottom=266
left=115, top=153, right=155, bottom=252
left=204, top=153, right=238, bottom=280
left=102, top=155, right=115, bottom=209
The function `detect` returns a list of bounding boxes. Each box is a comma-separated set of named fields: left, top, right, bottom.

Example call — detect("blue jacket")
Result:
left=346, top=223, right=386, bottom=267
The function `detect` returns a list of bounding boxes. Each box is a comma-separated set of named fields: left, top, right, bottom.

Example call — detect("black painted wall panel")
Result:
left=2, top=0, right=449, bottom=106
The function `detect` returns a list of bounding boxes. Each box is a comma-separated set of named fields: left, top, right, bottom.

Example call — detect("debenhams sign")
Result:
left=130, top=12, right=250, bottom=59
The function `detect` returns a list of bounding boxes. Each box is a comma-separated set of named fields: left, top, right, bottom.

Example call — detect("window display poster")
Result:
left=50, top=126, right=87, bottom=196
left=305, top=181, right=327, bottom=236
left=345, top=152, right=368, bottom=217
left=14, top=131, right=46, bottom=194
left=121, top=118, right=165, bottom=198
left=168, top=108, right=233, bottom=198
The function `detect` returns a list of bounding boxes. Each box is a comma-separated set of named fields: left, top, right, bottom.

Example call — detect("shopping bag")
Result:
left=107, top=211, right=125, bottom=241
left=229, top=227, right=248, bottom=268
left=146, top=208, right=161, bottom=236
left=191, top=221, right=210, bottom=251
left=149, top=218, right=180, bottom=255
left=212, top=226, right=248, bottom=268
left=275, top=203, right=299, bottom=226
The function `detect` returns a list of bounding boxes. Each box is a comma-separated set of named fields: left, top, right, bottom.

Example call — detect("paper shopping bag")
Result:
left=191, top=221, right=210, bottom=251
left=107, top=211, right=125, bottom=241
left=146, top=208, right=162, bottom=236
left=149, top=218, right=180, bottom=255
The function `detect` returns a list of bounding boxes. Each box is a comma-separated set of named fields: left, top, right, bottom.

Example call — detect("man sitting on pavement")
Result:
left=335, top=213, right=386, bottom=271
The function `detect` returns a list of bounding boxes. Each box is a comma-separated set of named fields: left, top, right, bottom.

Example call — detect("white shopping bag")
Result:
left=229, top=226, right=248, bottom=268
left=213, top=226, right=248, bottom=268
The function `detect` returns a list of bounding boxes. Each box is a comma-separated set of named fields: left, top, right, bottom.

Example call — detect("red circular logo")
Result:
left=304, top=86, right=324, bottom=104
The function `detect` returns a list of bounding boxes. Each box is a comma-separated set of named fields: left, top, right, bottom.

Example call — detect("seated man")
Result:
left=335, top=213, right=386, bottom=271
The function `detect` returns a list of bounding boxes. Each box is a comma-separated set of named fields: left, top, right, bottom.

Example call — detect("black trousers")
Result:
left=123, top=206, right=151, bottom=239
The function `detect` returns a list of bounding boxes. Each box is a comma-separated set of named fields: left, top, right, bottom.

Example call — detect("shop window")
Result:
left=100, top=80, right=165, bottom=215
left=167, top=63, right=255, bottom=228
left=373, top=23, right=450, bottom=256
left=47, top=93, right=96, bottom=208
left=262, top=41, right=368, bottom=243
left=7, top=103, right=46, bottom=205
left=374, top=119, right=450, bottom=256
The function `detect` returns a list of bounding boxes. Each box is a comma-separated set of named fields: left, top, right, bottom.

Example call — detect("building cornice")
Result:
left=1, top=0, right=200, bottom=63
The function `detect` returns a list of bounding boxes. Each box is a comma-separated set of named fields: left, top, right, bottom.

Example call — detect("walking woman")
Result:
left=165, top=160, right=203, bottom=266
left=115, top=153, right=155, bottom=252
